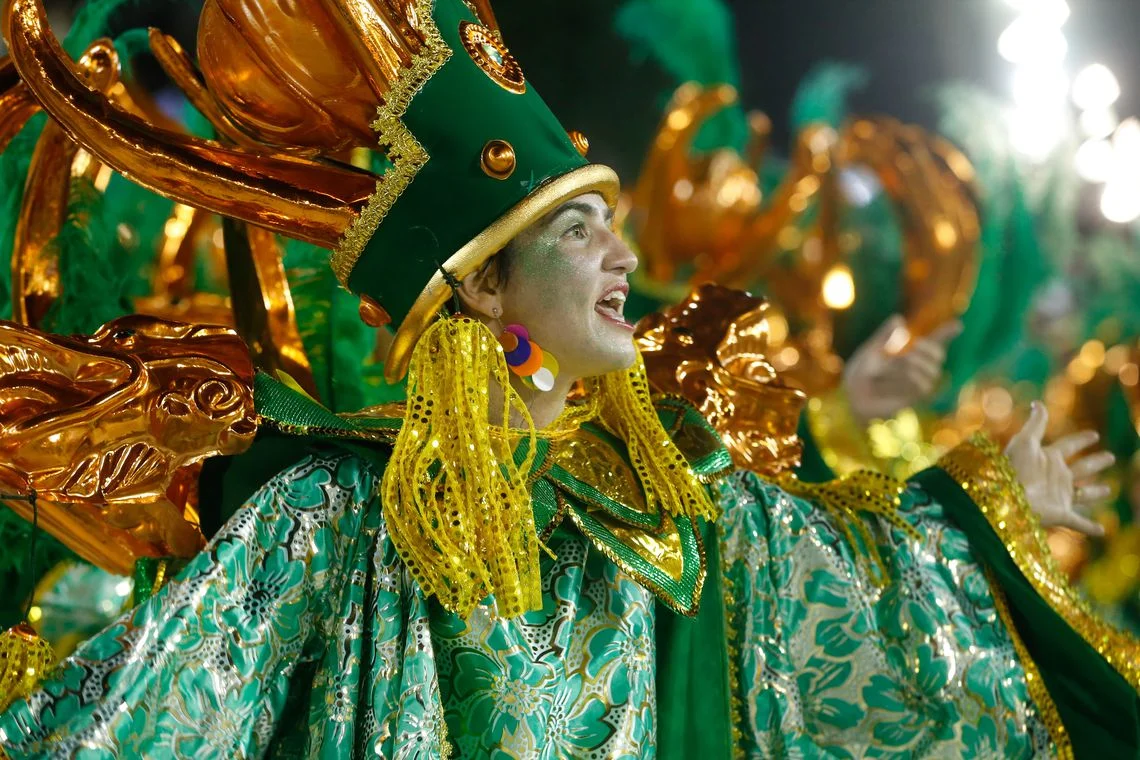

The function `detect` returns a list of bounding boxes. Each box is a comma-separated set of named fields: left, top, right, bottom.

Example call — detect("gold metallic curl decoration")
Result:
left=146, top=29, right=265, bottom=151
left=480, top=138, right=516, bottom=179
left=841, top=116, right=981, bottom=341
left=11, top=39, right=120, bottom=328
left=196, top=0, right=401, bottom=154
left=568, top=130, right=589, bottom=157
left=0, top=55, right=41, bottom=152
left=628, top=82, right=982, bottom=392
left=4, top=0, right=379, bottom=250
left=226, top=221, right=319, bottom=398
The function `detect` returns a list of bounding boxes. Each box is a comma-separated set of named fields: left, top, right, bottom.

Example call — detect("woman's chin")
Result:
left=581, top=344, right=637, bottom=378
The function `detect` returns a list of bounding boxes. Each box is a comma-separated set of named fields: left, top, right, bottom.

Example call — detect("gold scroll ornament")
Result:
left=0, top=315, right=257, bottom=575
left=636, top=284, right=921, bottom=588
left=3, top=32, right=324, bottom=393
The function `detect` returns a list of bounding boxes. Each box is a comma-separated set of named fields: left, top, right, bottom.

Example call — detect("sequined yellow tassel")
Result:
left=381, top=316, right=540, bottom=619
left=595, top=352, right=719, bottom=522
left=0, top=622, right=53, bottom=711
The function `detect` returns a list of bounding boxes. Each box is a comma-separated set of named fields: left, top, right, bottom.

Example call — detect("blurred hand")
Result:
left=1005, top=402, right=1113, bottom=537
left=844, top=316, right=963, bottom=424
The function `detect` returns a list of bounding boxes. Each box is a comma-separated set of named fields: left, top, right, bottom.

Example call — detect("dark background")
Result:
left=13, top=0, right=1140, bottom=179
left=493, top=0, right=1140, bottom=178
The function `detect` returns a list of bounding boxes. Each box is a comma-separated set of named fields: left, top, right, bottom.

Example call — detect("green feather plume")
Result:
left=615, top=0, right=747, bottom=152
left=790, top=62, right=868, bottom=132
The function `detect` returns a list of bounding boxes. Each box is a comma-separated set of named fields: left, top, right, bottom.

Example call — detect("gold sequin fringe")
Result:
left=381, top=316, right=540, bottom=619
left=776, top=469, right=921, bottom=586
left=0, top=622, right=53, bottom=712
left=594, top=353, right=719, bottom=522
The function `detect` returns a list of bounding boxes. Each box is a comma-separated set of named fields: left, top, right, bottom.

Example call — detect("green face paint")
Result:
left=497, top=193, right=638, bottom=383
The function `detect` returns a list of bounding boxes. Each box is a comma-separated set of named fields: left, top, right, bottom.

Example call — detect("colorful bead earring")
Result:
left=497, top=324, right=559, bottom=392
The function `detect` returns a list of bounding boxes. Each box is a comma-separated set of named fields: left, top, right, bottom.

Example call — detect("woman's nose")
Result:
left=604, top=230, right=639, bottom=275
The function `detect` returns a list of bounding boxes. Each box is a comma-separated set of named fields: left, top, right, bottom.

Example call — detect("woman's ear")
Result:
left=455, top=260, right=502, bottom=321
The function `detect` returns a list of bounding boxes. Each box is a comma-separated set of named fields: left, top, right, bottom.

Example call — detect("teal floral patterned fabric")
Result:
left=0, top=451, right=1052, bottom=758
left=719, top=471, right=1051, bottom=757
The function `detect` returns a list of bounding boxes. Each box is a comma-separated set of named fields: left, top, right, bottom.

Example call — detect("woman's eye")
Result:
left=566, top=223, right=587, bottom=240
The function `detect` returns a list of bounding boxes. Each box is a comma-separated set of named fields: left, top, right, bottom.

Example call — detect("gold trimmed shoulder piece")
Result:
left=938, top=433, right=1140, bottom=693
left=636, top=283, right=806, bottom=478
left=652, top=395, right=735, bottom=484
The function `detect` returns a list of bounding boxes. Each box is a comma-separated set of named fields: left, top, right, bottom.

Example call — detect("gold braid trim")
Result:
left=776, top=469, right=921, bottom=586
left=717, top=521, right=745, bottom=759
left=938, top=433, right=1140, bottom=693
left=330, top=0, right=453, bottom=286
left=984, top=566, right=1072, bottom=758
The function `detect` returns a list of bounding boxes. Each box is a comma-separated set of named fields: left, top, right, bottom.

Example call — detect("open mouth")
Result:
left=595, top=284, right=632, bottom=330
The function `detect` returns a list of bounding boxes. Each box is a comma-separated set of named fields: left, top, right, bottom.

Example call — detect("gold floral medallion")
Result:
left=459, top=21, right=526, bottom=94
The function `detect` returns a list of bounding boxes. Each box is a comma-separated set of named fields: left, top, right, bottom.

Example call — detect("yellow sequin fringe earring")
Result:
left=595, top=351, right=719, bottom=522
left=381, top=314, right=542, bottom=619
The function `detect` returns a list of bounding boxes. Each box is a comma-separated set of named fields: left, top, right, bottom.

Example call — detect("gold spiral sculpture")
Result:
left=627, top=83, right=981, bottom=394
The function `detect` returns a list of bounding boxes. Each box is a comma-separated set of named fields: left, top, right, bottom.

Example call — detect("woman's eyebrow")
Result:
left=547, top=200, right=612, bottom=226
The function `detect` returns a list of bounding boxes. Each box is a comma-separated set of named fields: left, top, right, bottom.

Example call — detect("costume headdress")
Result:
left=2, top=0, right=715, bottom=619
left=4, top=0, right=616, bottom=379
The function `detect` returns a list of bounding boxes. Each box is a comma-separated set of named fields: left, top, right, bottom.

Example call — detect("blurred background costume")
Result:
left=0, top=0, right=1137, bottom=758
left=609, top=0, right=1140, bottom=637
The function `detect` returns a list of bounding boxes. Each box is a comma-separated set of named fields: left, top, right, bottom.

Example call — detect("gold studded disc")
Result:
left=481, top=139, right=517, bottom=180
left=568, top=130, right=590, bottom=157
left=460, top=21, right=526, bottom=94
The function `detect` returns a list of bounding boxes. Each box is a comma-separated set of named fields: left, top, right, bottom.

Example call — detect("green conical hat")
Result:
left=328, top=0, right=619, bottom=381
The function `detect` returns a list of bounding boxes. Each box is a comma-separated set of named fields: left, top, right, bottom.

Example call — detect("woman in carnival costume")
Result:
left=0, top=0, right=1137, bottom=756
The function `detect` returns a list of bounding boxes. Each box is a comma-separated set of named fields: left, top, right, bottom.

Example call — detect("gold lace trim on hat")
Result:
left=331, top=0, right=452, bottom=286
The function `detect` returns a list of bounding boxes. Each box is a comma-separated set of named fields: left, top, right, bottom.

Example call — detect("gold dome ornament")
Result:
left=568, top=130, right=590, bottom=157
left=480, top=139, right=517, bottom=179
left=358, top=295, right=391, bottom=328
